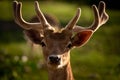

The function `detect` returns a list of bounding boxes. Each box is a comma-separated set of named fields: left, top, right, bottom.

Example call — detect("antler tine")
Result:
left=98, top=1, right=105, bottom=17
left=98, top=1, right=109, bottom=26
left=13, top=1, right=17, bottom=20
left=88, top=5, right=100, bottom=31
left=73, top=1, right=109, bottom=33
left=34, top=1, right=51, bottom=29
left=89, top=1, right=109, bottom=32
left=13, top=1, right=42, bottom=30
left=65, top=8, right=81, bottom=30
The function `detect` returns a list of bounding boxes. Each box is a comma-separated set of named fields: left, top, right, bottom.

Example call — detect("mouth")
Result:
left=47, top=61, right=63, bottom=69
left=49, top=60, right=60, bottom=65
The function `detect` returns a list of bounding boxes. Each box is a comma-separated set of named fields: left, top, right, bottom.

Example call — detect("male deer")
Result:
left=13, top=1, right=109, bottom=80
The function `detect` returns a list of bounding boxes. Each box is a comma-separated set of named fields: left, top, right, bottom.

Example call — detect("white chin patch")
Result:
left=57, top=64, right=63, bottom=68
left=57, top=61, right=65, bottom=69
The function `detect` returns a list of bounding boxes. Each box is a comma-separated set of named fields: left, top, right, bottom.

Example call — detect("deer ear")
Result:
left=24, top=30, right=43, bottom=44
left=72, top=30, right=93, bottom=47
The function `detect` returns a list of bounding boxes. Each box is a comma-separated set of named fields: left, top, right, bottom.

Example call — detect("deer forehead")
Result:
left=44, top=29, right=72, bottom=41
left=41, top=30, right=72, bottom=51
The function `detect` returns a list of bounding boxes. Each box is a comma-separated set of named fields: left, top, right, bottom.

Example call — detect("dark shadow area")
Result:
left=0, top=20, right=24, bottom=44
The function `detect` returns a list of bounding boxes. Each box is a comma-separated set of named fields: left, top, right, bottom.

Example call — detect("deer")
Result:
left=13, top=1, right=109, bottom=80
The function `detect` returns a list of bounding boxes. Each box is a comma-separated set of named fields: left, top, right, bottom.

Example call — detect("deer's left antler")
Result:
left=73, top=1, right=109, bottom=32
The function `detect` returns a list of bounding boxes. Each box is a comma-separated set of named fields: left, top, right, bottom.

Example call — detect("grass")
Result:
left=0, top=1, right=120, bottom=80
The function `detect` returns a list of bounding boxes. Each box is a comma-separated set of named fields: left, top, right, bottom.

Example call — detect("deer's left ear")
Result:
left=72, top=30, right=93, bottom=47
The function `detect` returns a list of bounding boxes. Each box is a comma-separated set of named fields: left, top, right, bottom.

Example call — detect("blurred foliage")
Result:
left=0, top=0, right=120, bottom=80
left=4, top=0, right=119, bottom=9
left=0, top=51, right=47, bottom=80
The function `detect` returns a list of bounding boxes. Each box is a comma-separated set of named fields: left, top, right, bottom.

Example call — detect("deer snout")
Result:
left=48, top=55, right=61, bottom=65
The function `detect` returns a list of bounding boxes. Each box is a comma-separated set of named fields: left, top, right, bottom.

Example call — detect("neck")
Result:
left=48, top=62, right=74, bottom=80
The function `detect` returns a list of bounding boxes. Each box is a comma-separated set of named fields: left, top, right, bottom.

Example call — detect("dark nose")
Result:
left=48, top=55, right=61, bottom=64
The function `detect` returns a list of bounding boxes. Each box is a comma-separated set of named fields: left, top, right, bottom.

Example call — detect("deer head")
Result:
left=13, top=1, right=109, bottom=71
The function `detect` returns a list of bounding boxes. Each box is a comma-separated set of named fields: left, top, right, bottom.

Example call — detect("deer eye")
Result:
left=66, top=42, right=72, bottom=49
left=40, top=40, right=46, bottom=47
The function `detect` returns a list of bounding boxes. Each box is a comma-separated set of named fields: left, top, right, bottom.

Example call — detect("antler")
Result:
left=65, top=8, right=81, bottom=30
left=73, top=1, right=109, bottom=32
left=34, top=1, right=54, bottom=30
left=13, top=1, right=42, bottom=30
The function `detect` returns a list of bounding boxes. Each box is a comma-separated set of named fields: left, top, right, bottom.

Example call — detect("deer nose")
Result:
left=48, top=55, right=61, bottom=65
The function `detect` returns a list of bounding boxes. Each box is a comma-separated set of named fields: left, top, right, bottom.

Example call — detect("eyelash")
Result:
left=40, top=40, right=46, bottom=47
left=66, top=42, right=72, bottom=49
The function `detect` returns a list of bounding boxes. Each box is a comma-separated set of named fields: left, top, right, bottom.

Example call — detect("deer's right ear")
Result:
left=24, top=30, right=43, bottom=44
left=71, top=30, right=93, bottom=47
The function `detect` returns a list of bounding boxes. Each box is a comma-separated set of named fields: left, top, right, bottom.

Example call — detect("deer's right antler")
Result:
left=34, top=1, right=54, bottom=30
left=13, top=1, right=42, bottom=30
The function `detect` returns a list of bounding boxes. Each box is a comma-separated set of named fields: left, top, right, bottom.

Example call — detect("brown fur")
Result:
left=13, top=1, right=109, bottom=80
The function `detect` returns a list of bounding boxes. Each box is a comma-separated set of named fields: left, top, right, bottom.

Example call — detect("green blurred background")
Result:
left=0, top=0, right=120, bottom=80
